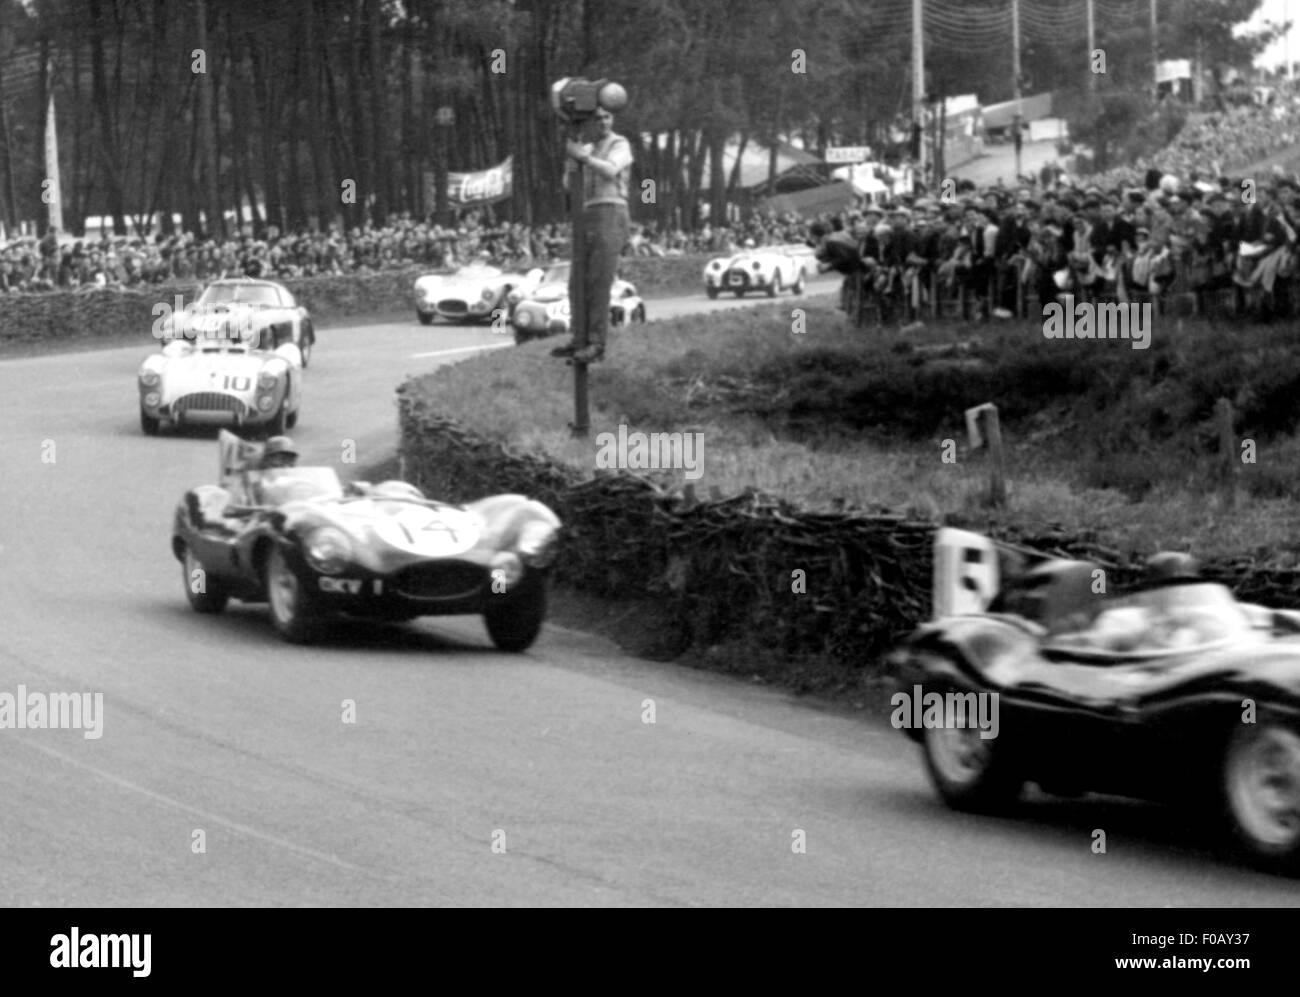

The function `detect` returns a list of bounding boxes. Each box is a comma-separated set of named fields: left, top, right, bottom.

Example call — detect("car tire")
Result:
left=1221, top=717, right=1300, bottom=873
left=768, top=274, right=782, bottom=298
left=286, top=407, right=298, bottom=430
left=417, top=311, right=434, bottom=326
left=920, top=689, right=1021, bottom=813
left=483, top=570, right=547, bottom=652
left=793, top=272, right=805, bottom=295
left=140, top=408, right=160, bottom=436
left=706, top=286, right=719, bottom=300
left=264, top=398, right=288, bottom=437
left=181, top=543, right=228, bottom=614
left=299, top=334, right=313, bottom=368
left=265, top=545, right=320, bottom=644
left=633, top=304, right=646, bottom=322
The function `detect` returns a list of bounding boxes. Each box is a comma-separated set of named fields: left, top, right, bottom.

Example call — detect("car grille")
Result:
left=175, top=392, right=248, bottom=416
left=726, top=268, right=752, bottom=288
left=437, top=299, right=469, bottom=316
left=393, top=561, right=486, bottom=601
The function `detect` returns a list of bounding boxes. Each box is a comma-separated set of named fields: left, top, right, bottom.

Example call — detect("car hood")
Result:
left=276, top=493, right=558, bottom=574
left=149, top=349, right=282, bottom=401
left=897, top=616, right=1300, bottom=715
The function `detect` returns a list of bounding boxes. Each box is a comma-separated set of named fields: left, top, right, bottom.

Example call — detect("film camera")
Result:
left=549, top=77, right=627, bottom=124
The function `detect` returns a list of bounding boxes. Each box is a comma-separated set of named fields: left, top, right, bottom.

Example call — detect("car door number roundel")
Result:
left=373, top=507, right=478, bottom=556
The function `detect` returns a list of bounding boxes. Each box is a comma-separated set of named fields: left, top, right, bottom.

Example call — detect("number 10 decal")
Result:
left=222, top=375, right=252, bottom=391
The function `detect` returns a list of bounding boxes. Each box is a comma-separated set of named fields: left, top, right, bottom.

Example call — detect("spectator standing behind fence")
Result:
left=550, top=106, right=632, bottom=365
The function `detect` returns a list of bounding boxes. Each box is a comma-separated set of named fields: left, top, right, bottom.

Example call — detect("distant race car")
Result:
left=158, top=278, right=317, bottom=367
left=704, top=245, right=807, bottom=298
left=413, top=261, right=544, bottom=325
left=886, top=527, right=1300, bottom=874
left=138, top=332, right=303, bottom=437
left=171, top=432, right=562, bottom=651
left=509, top=262, right=646, bottom=344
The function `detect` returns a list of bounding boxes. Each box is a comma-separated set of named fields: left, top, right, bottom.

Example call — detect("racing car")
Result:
left=886, top=527, right=1300, bottom=874
left=138, top=330, right=303, bottom=436
left=171, top=432, right=562, bottom=651
left=157, top=278, right=317, bottom=367
left=413, top=259, right=544, bottom=325
left=704, top=245, right=807, bottom=299
left=509, top=262, right=646, bottom=344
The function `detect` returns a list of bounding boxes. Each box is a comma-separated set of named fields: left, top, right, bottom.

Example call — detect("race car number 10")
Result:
left=219, top=375, right=252, bottom=391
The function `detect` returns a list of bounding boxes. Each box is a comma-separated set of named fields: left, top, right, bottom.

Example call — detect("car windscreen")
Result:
left=199, top=284, right=284, bottom=307
left=258, top=467, right=343, bottom=502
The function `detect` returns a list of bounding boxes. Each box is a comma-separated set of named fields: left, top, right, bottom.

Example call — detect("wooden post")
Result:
left=981, top=405, right=1007, bottom=507
left=1216, top=397, right=1236, bottom=511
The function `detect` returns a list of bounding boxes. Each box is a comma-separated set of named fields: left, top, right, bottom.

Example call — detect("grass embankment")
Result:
left=410, top=302, right=1300, bottom=564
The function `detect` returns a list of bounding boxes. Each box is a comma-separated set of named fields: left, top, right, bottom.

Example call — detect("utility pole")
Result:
left=1086, top=0, right=1096, bottom=93
left=1150, top=0, right=1159, bottom=99
left=913, top=0, right=926, bottom=179
left=1012, top=0, right=1022, bottom=179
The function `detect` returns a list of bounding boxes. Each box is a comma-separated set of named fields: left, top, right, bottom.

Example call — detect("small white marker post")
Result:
left=965, top=402, right=1006, bottom=508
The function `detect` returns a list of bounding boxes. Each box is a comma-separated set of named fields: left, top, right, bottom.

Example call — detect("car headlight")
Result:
left=258, top=371, right=278, bottom=389
left=304, top=527, right=352, bottom=575
left=507, top=290, right=522, bottom=305
left=516, top=521, right=559, bottom=568
left=489, top=551, right=524, bottom=587
left=752, top=262, right=761, bottom=270
left=140, top=370, right=160, bottom=387
left=481, top=287, right=495, bottom=301
left=515, top=312, right=532, bottom=328
left=257, top=396, right=274, bottom=411
left=143, top=392, right=161, bottom=407
left=709, top=262, right=720, bottom=270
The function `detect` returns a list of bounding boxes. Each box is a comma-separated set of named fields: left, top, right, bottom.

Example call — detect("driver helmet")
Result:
left=1145, top=551, right=1200, bottom=583
left=260, top=435, right=299, bottom=469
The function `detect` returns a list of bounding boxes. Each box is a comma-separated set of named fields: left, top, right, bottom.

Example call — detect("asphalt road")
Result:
left=1, top=277, right=1296, bottom=906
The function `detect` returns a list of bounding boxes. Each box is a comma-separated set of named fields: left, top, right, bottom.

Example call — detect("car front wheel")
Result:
left=706, top=286, right=719, bottom=299
left=921, top=697, right=1021, bottom=813
left=483, top=571, right=547, bottom=652
left=141, top=408, right=160, bottom=436
left=1222, top=718, right=1300, bottom=873
left=265, top=545, right=321, bottom=644
left=181, top=544, right=228, bottom=613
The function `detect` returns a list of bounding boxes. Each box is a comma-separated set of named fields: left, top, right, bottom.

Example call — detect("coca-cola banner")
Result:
left=425, top=157, right=513, bottom=208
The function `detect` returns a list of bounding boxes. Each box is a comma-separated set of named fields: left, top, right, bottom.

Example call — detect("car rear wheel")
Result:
left=181, top=544, right=228, bottom=613
left=768, top=274, right=782, bottom=298
left=140, top=408, right=160, bottom=436
left=1222, top=718, right=1300, bottom=872
left=483, top=571, right=547, bottom=652
left=265, top=545, right=321, bottom=644
left=922, top=705, right=1021, bottom=813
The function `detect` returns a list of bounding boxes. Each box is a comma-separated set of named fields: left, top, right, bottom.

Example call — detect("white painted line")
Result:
left=411, top=341, right=515, bottom=359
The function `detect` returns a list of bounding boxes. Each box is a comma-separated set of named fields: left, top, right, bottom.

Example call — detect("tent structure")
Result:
left=698, top=139, right=827, bottom=193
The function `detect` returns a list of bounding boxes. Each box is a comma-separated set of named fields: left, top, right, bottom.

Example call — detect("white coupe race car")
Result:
left=157, top=278, right=317, bottom=367
left=413, top=261, right=545, bottom=325
left=138, top=336, right=304, bottom=437
left=508, top=263, right=645, bottom=344
left=704, top=246, right=808, bottom=298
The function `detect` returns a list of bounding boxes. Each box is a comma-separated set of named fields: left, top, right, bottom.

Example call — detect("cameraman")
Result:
left=551, top=107, right=633, bottom=364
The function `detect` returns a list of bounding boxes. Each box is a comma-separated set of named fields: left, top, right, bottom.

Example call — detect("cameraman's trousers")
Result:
left=569, top=202, right=630, bottom=350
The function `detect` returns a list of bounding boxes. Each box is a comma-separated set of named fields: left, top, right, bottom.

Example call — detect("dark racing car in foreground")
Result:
left=887, top=528, right=1300, bottom=874
left=171, top=432, right=561, bottom=650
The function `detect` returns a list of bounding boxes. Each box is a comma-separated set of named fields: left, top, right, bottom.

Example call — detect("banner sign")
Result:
left=426, top=156, right=514, bottom=208
left=825, top=146, right=872, bottom=164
